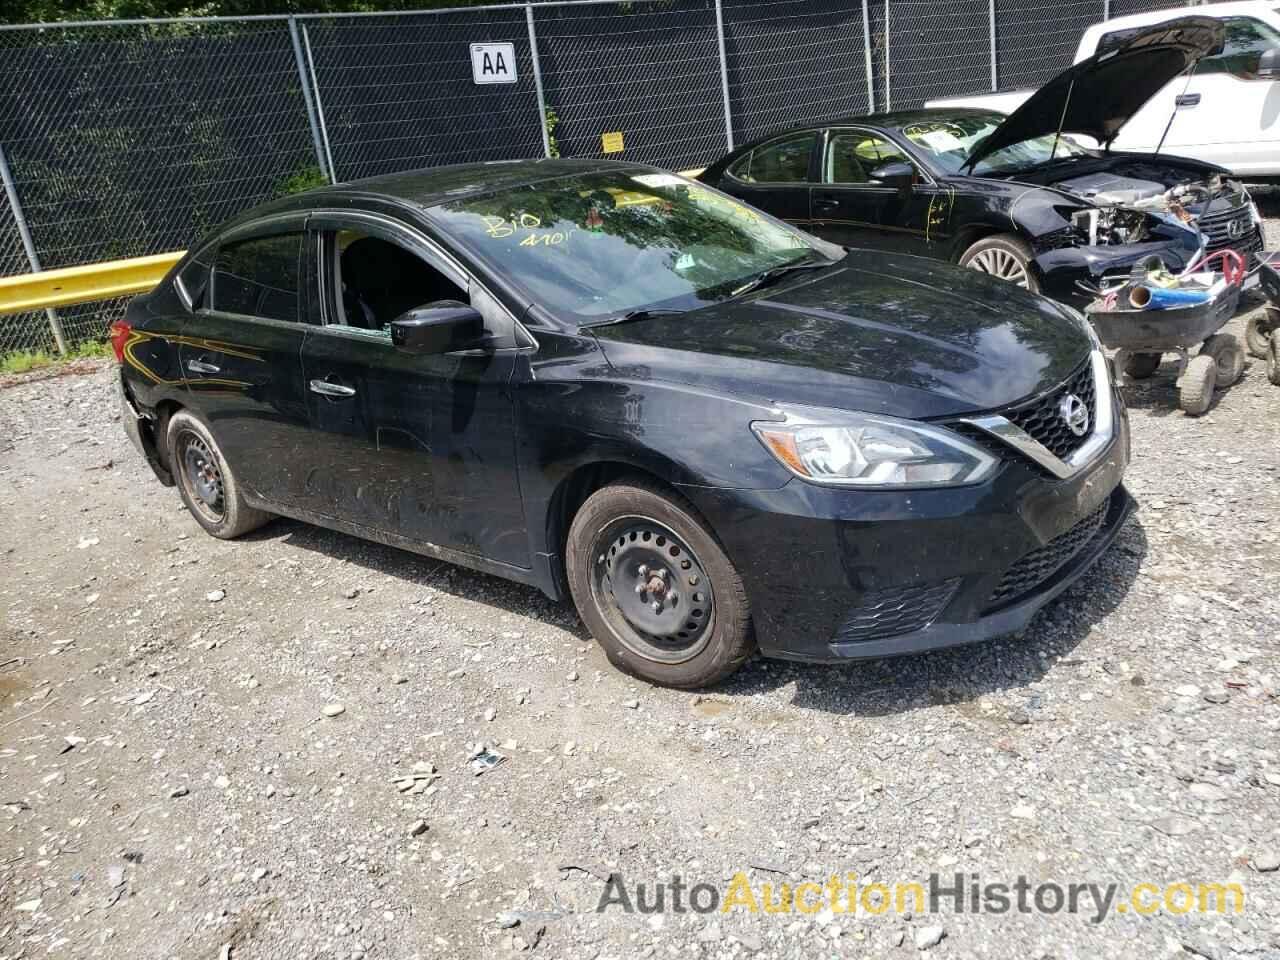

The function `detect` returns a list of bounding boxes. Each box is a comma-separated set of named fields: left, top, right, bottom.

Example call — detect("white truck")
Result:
left=928, top=1, right=1280, bottom=179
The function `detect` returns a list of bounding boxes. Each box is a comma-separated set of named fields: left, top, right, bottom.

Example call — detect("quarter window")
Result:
left=211, top=233, right=304, bottom=323
left=826, top=132, right=914, bottom=184
left=730, top=133, right=816, bottom=183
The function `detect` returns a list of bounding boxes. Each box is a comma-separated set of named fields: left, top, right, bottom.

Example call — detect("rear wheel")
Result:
left=1201, top=334, right=1245, bottom=388
left=1122, top=351, right=1162, bottom=380
left=166, top=409, right=271, bottom=539
left=958, top=234, right=1039, bottom=292
left=1178, top=354, right=1217, bottom=416
left=565, top=479, right=754, bottom=688
left=1246, top=307, right=1278, bottom=359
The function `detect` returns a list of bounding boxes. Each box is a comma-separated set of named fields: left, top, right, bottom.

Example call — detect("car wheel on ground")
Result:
left=166, top=409, right=272, bottom=539
left=1122, top=351, right=1162, bottom=380
left=1246, top=307, right=1279, bottom=360
left=565, top=478, right=754, bottom=689
left=1200, top=334, right=1245, bottom=388
left=958, top=234, right=1039, bottom=292
left=1178, top=353, right=1217, bottom=416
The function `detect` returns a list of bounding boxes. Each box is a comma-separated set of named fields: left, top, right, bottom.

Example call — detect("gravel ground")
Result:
left=3, top=283, right=1280, bottom=959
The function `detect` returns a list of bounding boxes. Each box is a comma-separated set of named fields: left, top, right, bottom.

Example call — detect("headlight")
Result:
left=752, top=412, right=997, bottom=488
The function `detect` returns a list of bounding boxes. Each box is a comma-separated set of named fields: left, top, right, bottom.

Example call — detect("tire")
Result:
left=1200, top=334, right=1245, bottom=388
left=1269, top=333, right=1280, bottom=386
left=1122, top=351, right=1162, bottom=380
left=1245, top=307, right=1279, bottom=359
left=1178, top=354, right=1217, bottom=416
left=958, top=234, right=1040, bottom=292
left=166, top=409, right=271, bottom=539
left=565, top=478, right=754, bottom=688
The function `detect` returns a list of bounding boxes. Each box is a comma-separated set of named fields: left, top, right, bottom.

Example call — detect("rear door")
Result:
left=295, top=213, right=528, bottom=569
left=1108, top=15, right=1280, bottom=175
left=179, top=222, right=315, bottom=509
left=713, top=131, right=818, bottom=228
left=810, top=127, right=939, bottom=254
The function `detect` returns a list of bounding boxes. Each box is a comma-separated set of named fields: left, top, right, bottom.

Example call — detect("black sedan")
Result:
left=698, top=17, right=1262, bottom=305
left=115, top=158, right=1132, bottom=688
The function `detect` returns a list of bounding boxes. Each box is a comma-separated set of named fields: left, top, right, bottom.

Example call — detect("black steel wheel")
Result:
left=166, top=409, right=271, bottom=540
left=566, top=479, right=754, bottom=688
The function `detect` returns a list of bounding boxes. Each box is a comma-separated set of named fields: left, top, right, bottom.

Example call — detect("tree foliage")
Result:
left=3, top=0, right=499, bottom=25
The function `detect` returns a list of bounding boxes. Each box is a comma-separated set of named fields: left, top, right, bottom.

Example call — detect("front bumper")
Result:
left=681, top=387, right=1133, bottom=663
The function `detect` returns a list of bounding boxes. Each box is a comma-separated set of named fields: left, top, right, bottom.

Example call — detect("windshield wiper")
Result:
left=728, top=256, right=835, bottom=299
left=581, top=308, right=687, bottom=329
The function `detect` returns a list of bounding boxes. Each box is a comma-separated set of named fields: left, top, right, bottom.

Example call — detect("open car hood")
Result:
left=964, top=16, right=1224, bottom=171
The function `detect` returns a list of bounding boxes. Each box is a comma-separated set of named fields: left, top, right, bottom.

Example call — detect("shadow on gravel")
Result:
left=241, top=510, right=1147, bottom=718
left=714, top=517, right=1149, bottom=717
left=242, top=517, right=591, bottom=639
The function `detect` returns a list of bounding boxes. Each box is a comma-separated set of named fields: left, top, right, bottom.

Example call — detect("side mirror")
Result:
left=870, top=160, right=915, bottom=188
left=1258, top=48, right=1280, bottom=80
left=390, top=303, right=483, bottom=354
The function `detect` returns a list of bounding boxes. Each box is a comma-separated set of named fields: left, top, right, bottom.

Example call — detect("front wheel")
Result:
left=1178, top=354, right=1217, bottom=416
left=166, top=409, right=272, bottom=539
left=565, top=479, right=754, bottom=688
left=958, top=234, right=1039, bottom=292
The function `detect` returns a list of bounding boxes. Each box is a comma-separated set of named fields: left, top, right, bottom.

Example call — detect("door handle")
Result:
left=186, top=358, right=220, bottom=374
left=309, top=379, right=356, bottom=398
left=813, top=197, right=840, bottom=211
left=1175, top=93, right=1201, bottom=107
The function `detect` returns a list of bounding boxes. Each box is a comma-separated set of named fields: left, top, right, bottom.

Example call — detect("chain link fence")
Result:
left=1, top=0, right=1189, bottom=355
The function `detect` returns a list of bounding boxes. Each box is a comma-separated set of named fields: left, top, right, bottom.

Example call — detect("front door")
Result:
left=296, top=220, right=528, bottom=569
left=810, top=128, right=938, bottom=255
left=714, top=130, right=818, bottom=229
left=179, top=226, right=315, bottom=509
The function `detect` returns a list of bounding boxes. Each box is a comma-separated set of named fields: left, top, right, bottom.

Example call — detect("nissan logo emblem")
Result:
left=1227, top=218, right=1246, bottom=240
left=1059, top=393, right=1090, bottom=437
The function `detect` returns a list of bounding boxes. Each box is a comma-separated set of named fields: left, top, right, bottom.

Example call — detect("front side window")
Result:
left=211, top=233, right=303, bottom=323
left=429, top=170, right=841, bottom=322
left=326, top=231, right=468, bottom=333
left=1200, top=17, right=1280, bottom=77
left=825, top=131, right=915, bottom=184
left=730, top=133, right=816, bottom=184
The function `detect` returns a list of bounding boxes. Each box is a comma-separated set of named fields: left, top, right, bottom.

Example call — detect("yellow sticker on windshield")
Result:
left=601, top=131, right=624, bottom=154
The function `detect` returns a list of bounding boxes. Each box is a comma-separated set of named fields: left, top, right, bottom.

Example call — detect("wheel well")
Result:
left=948, top=224, right=1006, bottom=262
left=545, top=461, right=672, bottom=595
left=150, top=399, right=183, bottom=474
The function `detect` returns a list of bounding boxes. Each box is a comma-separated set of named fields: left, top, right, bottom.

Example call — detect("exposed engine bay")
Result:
left=1055, top=166, right=1240, bottom=249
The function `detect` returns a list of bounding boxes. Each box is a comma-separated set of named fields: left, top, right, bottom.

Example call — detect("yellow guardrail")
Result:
left=0, top=250, right=184, bottom=317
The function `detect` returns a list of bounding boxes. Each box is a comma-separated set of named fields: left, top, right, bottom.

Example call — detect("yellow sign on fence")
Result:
left=601, top=131, right=625, bottom=154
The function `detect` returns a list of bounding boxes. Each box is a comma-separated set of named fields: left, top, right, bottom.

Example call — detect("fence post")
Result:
left=1103, top=0, right=1110, bottom=19
left=884, top=0, right=891, bottom=110
left=289, top=16, right=332, bottom=183
left=0, top=142, right=65, bottom=355
left=714, top=0, right=734, bottom=151
left=989, top=0, right=998, bottom=91
left=862, top=0, right=875, bottom=112
left=300, top=23, right=338, bottom=181
left=526, top=4, right=552, bottom=158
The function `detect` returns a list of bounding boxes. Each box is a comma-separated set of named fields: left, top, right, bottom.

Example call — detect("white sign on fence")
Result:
left=470, top=43, right=517, bottom=84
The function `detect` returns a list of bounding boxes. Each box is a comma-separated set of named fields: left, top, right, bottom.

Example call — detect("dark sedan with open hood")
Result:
left=698, top=16, right=1262, bottom=305
left=115, top=160, right=1132, bottom=688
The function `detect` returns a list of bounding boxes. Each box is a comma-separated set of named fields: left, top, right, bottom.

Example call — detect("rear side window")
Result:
left=729, top=133, right=815, bottom=183
left=211, top=233, right=304, bottom=323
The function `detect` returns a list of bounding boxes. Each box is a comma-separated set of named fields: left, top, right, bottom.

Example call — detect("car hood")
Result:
left=965, top=16, right=1225, bottom=171
left=590, top=253, right=1093, bottom=421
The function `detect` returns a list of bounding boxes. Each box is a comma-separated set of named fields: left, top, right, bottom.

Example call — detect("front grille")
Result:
left=984, top=502, right=1109, bottom=612
left=834, top=578, right=961, bottom=643
left=1199, top=202, right=1261, bottom=260
left=1004, top=358, right=1096, bottom=461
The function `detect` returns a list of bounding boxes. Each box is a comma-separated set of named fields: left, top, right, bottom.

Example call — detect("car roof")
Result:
left=1082, top=0, right=1272, bottom=36
left=822, top=107, right=1005, bottom=129
left=219, top=157, right=652, bottom=232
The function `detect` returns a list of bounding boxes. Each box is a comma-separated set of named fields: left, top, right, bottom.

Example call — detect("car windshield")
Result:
left=901, top=116, right=1094, bottom=176
left=428, top=170, right=842, bottom=321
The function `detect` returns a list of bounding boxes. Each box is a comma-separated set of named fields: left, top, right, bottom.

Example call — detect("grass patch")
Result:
left=1, top=339, right=111, bottom=375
